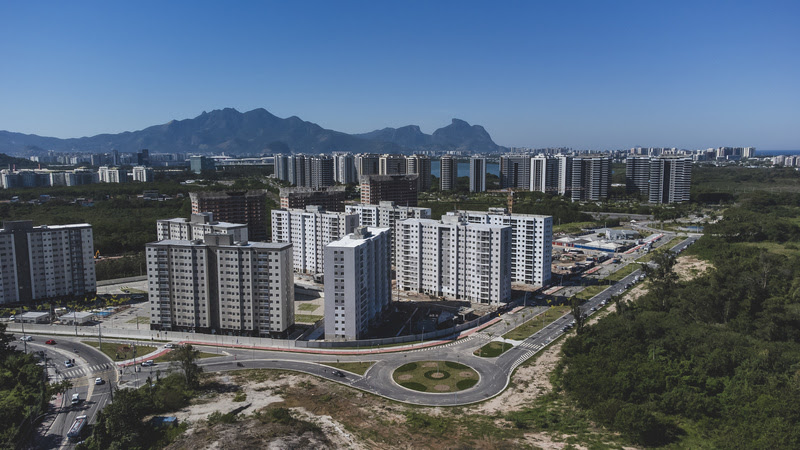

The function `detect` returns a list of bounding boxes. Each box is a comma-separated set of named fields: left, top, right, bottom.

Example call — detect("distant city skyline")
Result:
left=1, top=1, right=798, bottom=150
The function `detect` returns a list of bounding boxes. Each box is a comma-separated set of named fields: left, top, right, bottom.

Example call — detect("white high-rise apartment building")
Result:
left=132, top=165, right=154, bottom=182
left=157, top=212, right=249, bottom=243
left=345, top=201, right=431, bottom=264
left=98, top=166, right=127, bottom=183
left=271, top=206, right=359, bottom=274
left=324, top=227, right=391, bottom=341
left=447, top=208, right=552, bottom=286
left=397, top=216, right=511, bottom=304
left=0, top=221, right=96, bottom=304
left=530, top=155, right=559, bottom=193
left=147, top=233, right=294, bottom=336
left=649, top=156, right=692, bottom=204
left=570, top=155, right=611, bottom=202
left=333, top=153, right=358, bottom=184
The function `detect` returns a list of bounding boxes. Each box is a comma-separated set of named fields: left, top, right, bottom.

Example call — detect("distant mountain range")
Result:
left=0, top=108, right=505, bottom=157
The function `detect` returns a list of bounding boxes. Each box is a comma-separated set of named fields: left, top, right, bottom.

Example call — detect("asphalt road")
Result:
left=16, top=235, right=700, bottom=444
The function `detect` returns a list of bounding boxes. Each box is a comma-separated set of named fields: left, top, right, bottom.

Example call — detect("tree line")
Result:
left=555, top=192, right=800, bottom=447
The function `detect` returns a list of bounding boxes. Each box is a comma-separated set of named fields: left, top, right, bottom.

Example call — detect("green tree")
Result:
left=167, top=344, right=203, bottom=389
left=570, top=297, right=585, bottom=334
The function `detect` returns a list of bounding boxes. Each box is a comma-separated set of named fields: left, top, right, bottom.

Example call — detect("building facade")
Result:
left=500, top=155, right=532, bottom=189
left=447, top=208, right=552, bottom=286
left=360, top=174, right=419, bottom=206
left=279, top=186, right=346, bottom=212
left=626, top=156, right=652, bottom=195
left=649, top=156, right=692, bottom=204
left=157, top=212, right=249, bottom=243
left=271, top=206, right=359, bottom=275
left=132, top=165, right=154, bottom=182
left=324, top=227, right=391, bottom=341
left=147, top=233, right=294, bottom=336
left=530, top=155, right=559, bottom=193
left=0, top=221, right=96, bottom=304
left=379, top=154, right=407, bottom=175
left=189, top=190, right=268, bottom=241
left=406, top=154, right=432, bottom=192
left=570, top=155, right=611, bottom=202
left=333, top=153, right=358, bottom=184
left=396, top=216, right=512, bottom=304
left=469, top=157, right=486, bottom=192
left=440, top=155, right=458, bottom=191
left=345, top=201, right=431, bottom=265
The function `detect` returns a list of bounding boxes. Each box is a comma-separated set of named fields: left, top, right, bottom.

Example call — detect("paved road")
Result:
left=17, top=234, right=700, bottom=442
left=13, top=339, right=116, bottom=449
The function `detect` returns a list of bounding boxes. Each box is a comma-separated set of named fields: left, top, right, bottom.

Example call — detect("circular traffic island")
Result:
left=393, top=361, right=479, bottom=392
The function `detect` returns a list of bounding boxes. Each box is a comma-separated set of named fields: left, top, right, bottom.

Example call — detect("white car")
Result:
left=95, top=378, right=104, bottom=385
left=164, top=343, right=175, bottom=349
left=141, top=360, right=154, bottom=367
left=19, top=335, right=33, bottom=341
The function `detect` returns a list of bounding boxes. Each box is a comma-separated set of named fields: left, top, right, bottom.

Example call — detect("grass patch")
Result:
left=503, top=306, right=571, bottom=340
left=295, top=314, right=323, bottom=323
left=321, top=361, right=375, bottom=375
left=297, top=303, right=320, bottom=312
left=233, top=391, right=247, bottom=402
left=392, top=361, right=478, bottom=392
left=126, top=316, right=150, bottom=324
left=474, top=341, right=513, bottom=357
left=604, top=262, right=641, bottom=282
left=574, top=285, right=607, bottom=301
left=554, top=221, right=596, bottom=234
left=82, top=340, right=158, bottom=360
left=734, top=241, right=800, bottom=256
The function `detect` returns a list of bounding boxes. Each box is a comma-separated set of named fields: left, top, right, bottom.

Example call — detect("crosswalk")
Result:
left=60, top=363, right=114, bottom=379
left=509, top=339, right=551, bottom=371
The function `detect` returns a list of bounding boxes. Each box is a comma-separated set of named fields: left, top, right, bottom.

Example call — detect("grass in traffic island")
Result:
left=474, top=341, right=513, bottom=357
left=393, top=361, right=478, bottom=393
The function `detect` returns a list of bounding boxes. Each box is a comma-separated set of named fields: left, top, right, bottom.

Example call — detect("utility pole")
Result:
left=21, top=319, right=27, bottom=354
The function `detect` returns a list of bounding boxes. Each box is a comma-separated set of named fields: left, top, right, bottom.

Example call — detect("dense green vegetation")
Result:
left=0, top=176, right=279, bottom=256
left=692, top=165, right=800, bottom=202
left=0, top=323, right=72, bottom=448
left=419, top=191, right=594, bottom=225
left=556, top=192, right=800, bottom=447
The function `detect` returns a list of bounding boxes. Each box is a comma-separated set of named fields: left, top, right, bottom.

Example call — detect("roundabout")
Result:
left=392, top=360, right=479, bottom=392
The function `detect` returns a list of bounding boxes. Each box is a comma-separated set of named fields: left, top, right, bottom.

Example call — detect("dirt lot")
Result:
left=674, top=255, right=713, bottom=281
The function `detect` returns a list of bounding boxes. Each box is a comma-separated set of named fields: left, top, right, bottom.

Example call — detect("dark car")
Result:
left=332, top=370, right=345, bottom=378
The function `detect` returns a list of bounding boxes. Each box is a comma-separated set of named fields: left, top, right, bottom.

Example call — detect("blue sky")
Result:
left=1, top=1, right=798, bottom=149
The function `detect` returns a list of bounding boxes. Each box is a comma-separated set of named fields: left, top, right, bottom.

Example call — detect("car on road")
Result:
left=65, top=360, right=74, bottom=368
left=71, top=393, right=81, bottom=405
left=19, top=335, right=33, bottom=341
left=141, top=360, right=154, bottom=367
left=95, top=378, right=104, bottom=385
left=332, top=370, right=345, bottom=377
left=164, top=343, right=175, bottom=349
left=45, top=339, right=56, bottom=345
